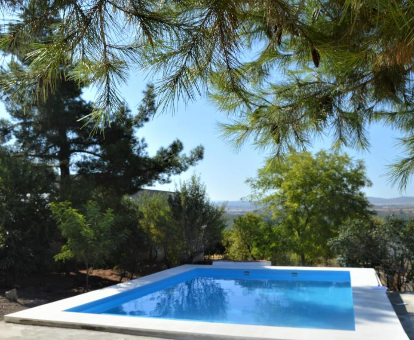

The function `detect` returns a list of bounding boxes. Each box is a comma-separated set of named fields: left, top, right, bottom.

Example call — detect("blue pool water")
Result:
left=67, top=268, right=355, bottom=331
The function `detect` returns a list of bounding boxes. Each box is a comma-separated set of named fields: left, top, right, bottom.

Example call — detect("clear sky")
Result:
left=85, top=75, right=412, bottom=201
left=0, top=74, right=412, bottom=201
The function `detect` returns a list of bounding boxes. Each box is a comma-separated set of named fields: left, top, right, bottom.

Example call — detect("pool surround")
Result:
left=4, top=265, right=409, bottom=340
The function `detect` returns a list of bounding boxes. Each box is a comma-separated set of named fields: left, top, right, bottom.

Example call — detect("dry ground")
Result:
left=0, top=268, right=148, bottom=321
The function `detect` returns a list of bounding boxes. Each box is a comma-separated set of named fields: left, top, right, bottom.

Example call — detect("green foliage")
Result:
left=0, top=4, right=208, bottom=281
left=108, top=196, right=148, bottom=279
left=0, top=6, right=204, bottom=278
left=0, top=81, right=204, bottom=201
left=210, top=1, right=414, bottom=189
left=224, top=213, right=286, bottom=263
left=329, top=218, right=388, bottom=269
left=0, top=7, right=203, bottom=200
left=247, top=150, right=372, bottom=265
left=0, top=148, right=56, bottom=285
left=114, top=178, right=226, bottom=271
left=168, top=175, right=227, bottom=263
left=0, top=75, right=93, bottom=181
left=0, top=0, right=244, bottom=122
left=138, top=193, right=181, bottom=267
left=3, top=1, right=414, bottom=185
left=330, top=217, right=414, bottom=291
left=51, top=200, right=116, bottom=288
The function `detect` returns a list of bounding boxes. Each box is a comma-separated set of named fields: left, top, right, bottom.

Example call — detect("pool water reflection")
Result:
left=99, top=276, right=355, bottom=330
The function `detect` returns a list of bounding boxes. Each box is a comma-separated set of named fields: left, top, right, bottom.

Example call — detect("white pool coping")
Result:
left=4, top=265, right=409, bottom=340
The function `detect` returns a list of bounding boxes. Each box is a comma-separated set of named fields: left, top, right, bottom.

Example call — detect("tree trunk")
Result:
left=59, top=158, right=70, bottom=179
left=85, top=259, right=90, bottom=291
left=300, top=254, right=306, bottom=266
left=163, top=245, right=171, bottom=268
left=85, top=268, right=90, bottom=291
left=119, top=270, right=127, bottom=283
left=57, top=125, right=71, bottom=198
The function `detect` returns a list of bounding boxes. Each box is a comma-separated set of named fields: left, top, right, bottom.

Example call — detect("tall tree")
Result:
left=0, top=3, right=204, bottom=199
left=0, top=147, right=56, bottom=285
left=0, top=76, right=93, bottom=184
left=248, top=150, right=372, bottom=265
left=168, top=175, right=226, bottom=263
left=3, top=1, right=414, bottom=186
left=138, top=193, right=182, bottom=267
left=1, top=83, right=204, bottom=200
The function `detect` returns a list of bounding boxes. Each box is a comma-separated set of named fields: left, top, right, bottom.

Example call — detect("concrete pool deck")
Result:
left=1, top=291, right=413, bottom=340
left=0, top=321, right=170, bottom=340
left=3, top=265, right=410, bottom=340
left=388, top=292, right=414, bottom=339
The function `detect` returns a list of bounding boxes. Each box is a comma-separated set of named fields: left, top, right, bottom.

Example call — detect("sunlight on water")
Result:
left=101, top=277, right=355, bottom=330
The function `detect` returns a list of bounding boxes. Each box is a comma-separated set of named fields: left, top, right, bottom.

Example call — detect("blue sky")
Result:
left=0, top=75, right=411, bottom=201
left=86, top=76, right=412, bottom=201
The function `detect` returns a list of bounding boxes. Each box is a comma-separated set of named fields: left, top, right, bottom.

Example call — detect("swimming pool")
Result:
left=4, top=264, right=409, bottom=340
left=67, top=268, right=355, bottom=331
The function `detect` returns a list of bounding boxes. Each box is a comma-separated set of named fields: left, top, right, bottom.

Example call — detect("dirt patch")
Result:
left=0, top=266, right=165, bottom=322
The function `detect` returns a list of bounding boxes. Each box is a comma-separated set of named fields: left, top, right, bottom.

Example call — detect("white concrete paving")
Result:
left=0, top=321, right=171, bottom=340
left=4, top=265, right=409, bottom=340
left=389, top=292, right=414, bottom=339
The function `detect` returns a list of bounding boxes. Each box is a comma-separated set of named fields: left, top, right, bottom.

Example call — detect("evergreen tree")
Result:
left=0, top=3, right=204, bottom=200
left=0, top=83, right=204, bottom=200
left=0, top=77, right=93, bottom=183
left=3, top=1, right=414, bottom=186
left=0, top=147, right=57, bottom=285
left=168, top=176, right=226, bottom=263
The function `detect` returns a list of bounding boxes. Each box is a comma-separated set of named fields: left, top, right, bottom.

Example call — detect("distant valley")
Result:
left=214, top=197, right=414, bottom=219
left=368, top=196, right=414, bottom=205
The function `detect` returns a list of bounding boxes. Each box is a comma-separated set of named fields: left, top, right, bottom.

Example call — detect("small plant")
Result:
left=51, top=200, right=115, bottom=290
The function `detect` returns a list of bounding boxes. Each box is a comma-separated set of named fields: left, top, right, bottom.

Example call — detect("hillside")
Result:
left=215, top=197, right=414, bottom=219
left=368, top=196, right=414, bottom=206
left=214, top=201, right=259, bottom=213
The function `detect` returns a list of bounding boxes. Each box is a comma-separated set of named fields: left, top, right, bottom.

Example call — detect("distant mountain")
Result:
left=214, top=201, right=259, bottom=213
left=214, top=197, right=414, bottom=213
left=368, top=196, right=414, bottom=206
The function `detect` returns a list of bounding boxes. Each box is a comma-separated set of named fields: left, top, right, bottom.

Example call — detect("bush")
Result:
left=168, top=176, right=227, bottom=263
left=224, top=213, right=288, bottom=263
left=0, top=149, right=56, bottom=285
left=330, top=217, right=414, bottom=291
left=51, top=200, right=118, bottom=289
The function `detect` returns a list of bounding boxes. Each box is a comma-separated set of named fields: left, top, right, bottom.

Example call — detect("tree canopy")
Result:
left=224, top=213, right=285, bottom=263
left=0, top=147, right=57, bottom=284
left=169, top=175, right=227, bottom=263
left=1, top=1, right=414, bottom=185
left=0, top=81, right=204, bottom=199
left=52, top=200, right=117, bottom=289
left=330, top=216, right=414, bottom=291
left=248, top=150, right=372, bottom=265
